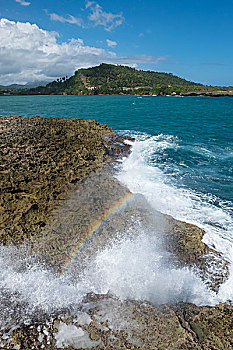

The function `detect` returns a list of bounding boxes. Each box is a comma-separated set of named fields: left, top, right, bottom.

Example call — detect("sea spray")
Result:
left=116, top=133, right=233, bottom=301
left=79, top=231, right=218, bottom=306
left=0, top=225, right=220, bottom=330
left=0, top=246, right=84, bottom=329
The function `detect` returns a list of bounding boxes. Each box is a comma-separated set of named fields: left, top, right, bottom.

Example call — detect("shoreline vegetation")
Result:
left=0, top=115, right=232, bottom=349
left=1, top=63, right=233, bottom=97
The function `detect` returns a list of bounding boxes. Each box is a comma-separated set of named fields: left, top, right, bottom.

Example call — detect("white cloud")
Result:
left=45, top=2, right=123, bottom=32
left=85, top=1, right=124, bottom=31
left=114, top=55, right=168, bottom=65
left=106, top=39, right=117, bottom=47
left=0, top=18, right=111, bottom=84
left=45, top=11, right=83, bottom=27
left=16, top=0, right=31, bottom=6
left=0, top=19, right=167, bottom=85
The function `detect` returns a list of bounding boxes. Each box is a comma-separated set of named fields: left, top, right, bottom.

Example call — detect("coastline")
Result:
left=1, top=91, right=233, bottom=97
left=0, top=116, right=232, bottom=349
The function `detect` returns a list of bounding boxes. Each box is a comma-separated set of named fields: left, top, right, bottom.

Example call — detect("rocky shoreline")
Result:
left=0, top=116, right=132, bottom=245
left=0, top=116, right=232, bottom=349
left=2, top=91, right=233, bottom=97
left=156, top=91, right=233, bottom=97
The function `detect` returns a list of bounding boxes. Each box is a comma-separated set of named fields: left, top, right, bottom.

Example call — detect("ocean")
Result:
left=0, top=95, right=232, bottom=327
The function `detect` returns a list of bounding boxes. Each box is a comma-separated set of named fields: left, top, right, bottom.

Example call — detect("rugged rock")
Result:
left=0, top=294, right=232, bottom=349
left=0, top=116, right=132, bottom=245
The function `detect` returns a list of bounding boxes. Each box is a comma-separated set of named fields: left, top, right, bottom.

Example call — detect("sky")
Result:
left=0, top=0, right=233, bottom=85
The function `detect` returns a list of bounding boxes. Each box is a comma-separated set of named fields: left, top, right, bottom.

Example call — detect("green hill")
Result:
left=27, top=63, right=202, bottom=95
left=2, top=64, right=233, bottom=96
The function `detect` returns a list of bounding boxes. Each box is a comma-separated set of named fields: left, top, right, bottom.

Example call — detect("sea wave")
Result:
left=116, top=132, right=233, bottom=302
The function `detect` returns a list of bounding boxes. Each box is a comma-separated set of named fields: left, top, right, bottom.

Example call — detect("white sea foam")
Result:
left=0, top=247, right=86, bottom=329
left=116, top=133, right=233, bottom=302
left=55, top=323, right=100, bottom=349
left=80, top=232, right=218, bottom=306
left=0, top=219, right=222, bottom=330
left=0, top=229, right=219, bottom=330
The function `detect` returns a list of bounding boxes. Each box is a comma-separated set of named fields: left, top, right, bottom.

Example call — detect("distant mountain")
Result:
left=0, top=84, right=26, bottom=89
left=23, top=64, right=202, bottom=95
left=0, top=81, right=50, bottom=89
left=77, top=63, right=200, bottom=87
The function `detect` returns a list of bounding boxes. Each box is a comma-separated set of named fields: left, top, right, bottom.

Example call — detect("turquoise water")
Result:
left=1, top=95, right=232, bottom=203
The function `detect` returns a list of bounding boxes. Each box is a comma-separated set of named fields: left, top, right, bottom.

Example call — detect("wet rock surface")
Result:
left=0, top=116, right=132, bottom=245
left=0, top=116, right=232, bottom=349
left=0, top=294, right=232, bottom=349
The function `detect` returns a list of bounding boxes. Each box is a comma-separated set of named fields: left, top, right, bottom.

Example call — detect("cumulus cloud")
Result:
left=0, top=19, right=167, bottom=85
left=85, top=1, right=124, bottom=31
left=16, top=0, right=31, bottom=6
left=106, top=39, right=117, bottom=47
left=45, top=11, right=83, bottom=27
left=0, top=18, right=111, bottom=84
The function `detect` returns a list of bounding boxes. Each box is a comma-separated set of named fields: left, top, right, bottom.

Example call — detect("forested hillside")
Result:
left=4, top=63, right=232, bottom=96
left=19, top=63, right=202, bottom=95
left=67, top=63, right=200, bottom=94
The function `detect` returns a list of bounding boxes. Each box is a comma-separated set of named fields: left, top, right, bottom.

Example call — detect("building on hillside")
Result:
left=122, top=86, right=152, bottom=91
left=134, top=86, right=152, bottom=90
left=122, top=87, right=134, bottom=91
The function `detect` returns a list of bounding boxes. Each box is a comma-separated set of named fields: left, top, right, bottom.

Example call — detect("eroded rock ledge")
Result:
left=0, top=116, right=132, bottom=245
left=1, top=294, right=232, bottom=350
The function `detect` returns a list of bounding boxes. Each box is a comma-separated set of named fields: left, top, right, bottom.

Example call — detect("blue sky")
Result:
left=0, top=0, right=233, bottom=85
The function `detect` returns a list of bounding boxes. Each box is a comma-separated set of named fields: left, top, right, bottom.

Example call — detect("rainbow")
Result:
left=64, top=192, right=136, bottom=269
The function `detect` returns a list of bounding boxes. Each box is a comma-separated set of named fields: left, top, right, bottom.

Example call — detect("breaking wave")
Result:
left=116, top=132, right=233, bottom=302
